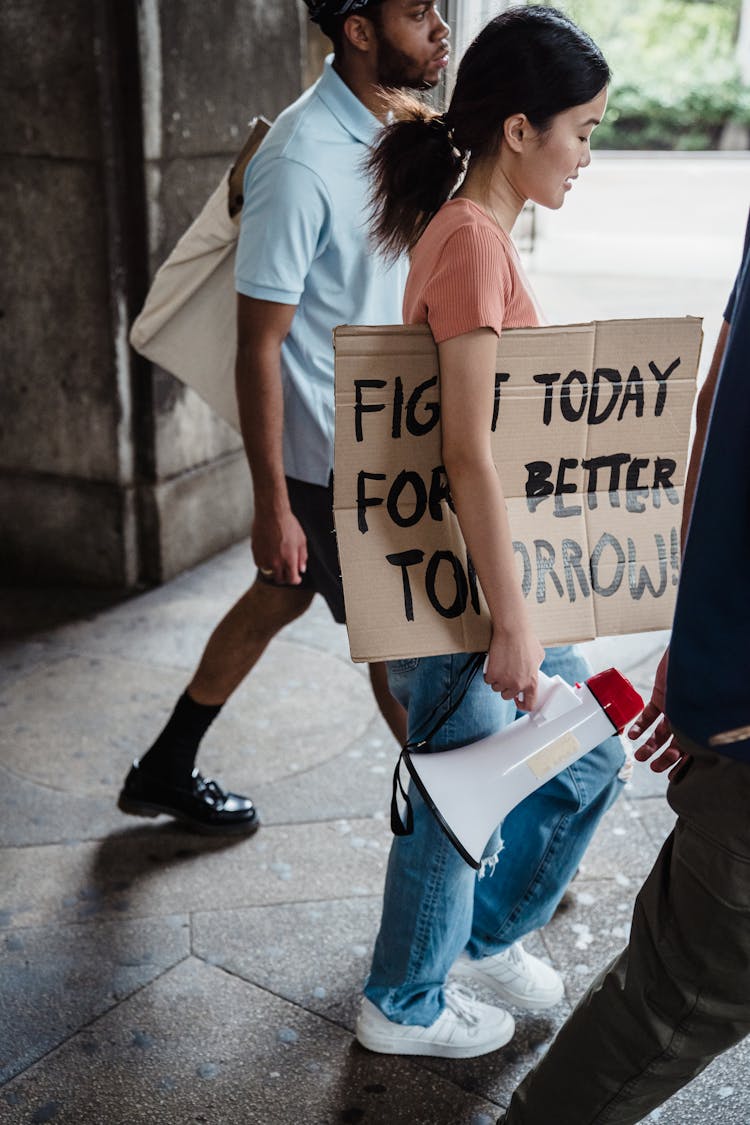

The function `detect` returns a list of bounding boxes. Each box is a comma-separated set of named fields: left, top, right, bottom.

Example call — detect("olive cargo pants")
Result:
left=501, top=736, right=750, bottom=1125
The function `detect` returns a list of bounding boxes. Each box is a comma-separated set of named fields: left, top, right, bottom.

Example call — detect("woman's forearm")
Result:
left=446, top=452, right=529, bottom=632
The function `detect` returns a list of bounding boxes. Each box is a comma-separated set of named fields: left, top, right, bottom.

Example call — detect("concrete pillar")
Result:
left=0, top=0, right=305, bottom=587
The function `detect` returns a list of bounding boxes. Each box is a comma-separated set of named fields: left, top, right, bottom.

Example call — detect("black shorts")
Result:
left=257, top=475, right=345, bottom=623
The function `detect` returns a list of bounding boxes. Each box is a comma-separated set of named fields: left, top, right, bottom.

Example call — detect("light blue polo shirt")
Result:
left=235, top=57, right=408, bottom=487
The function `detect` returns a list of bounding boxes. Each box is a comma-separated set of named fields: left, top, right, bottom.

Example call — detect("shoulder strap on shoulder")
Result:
left=228, top=116, right=272, bottom=218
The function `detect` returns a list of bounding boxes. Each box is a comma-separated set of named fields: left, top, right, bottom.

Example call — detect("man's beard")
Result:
left=374, top=33, right=439, bottom=91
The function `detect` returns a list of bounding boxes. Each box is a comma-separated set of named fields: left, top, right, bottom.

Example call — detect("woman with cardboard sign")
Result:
left=354, top=5, right=623, bottom=1059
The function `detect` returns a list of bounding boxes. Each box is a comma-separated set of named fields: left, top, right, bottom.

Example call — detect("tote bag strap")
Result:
left=228, top=116, right=272, bottom=218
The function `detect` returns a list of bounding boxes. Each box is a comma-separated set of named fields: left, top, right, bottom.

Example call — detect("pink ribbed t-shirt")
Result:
left=403, top=198, right=540, bottom=342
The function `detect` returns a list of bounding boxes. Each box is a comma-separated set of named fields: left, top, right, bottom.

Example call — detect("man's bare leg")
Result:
left=189, top=583, right=406, bottom=744
left=188, top=580, right=314, bottom=705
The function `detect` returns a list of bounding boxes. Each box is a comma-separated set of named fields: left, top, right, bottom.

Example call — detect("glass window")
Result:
left=445, top=0, right=513, bottom=82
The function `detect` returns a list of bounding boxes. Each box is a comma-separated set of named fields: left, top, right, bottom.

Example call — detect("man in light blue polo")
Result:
left=119, top=1, right=450, bottom=830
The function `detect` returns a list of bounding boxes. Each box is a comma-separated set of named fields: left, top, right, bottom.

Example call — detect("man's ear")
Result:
left=342, top=13, right=377, bottom=53
left=503, top=113, right=529, bottom=153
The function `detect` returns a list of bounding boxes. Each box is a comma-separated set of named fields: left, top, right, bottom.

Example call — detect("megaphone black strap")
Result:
left=390, top=753, right=414, bottom=836
left=390, top=652, right=486, bottom=838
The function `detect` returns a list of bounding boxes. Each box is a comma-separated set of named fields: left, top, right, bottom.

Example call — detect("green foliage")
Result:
left=555, top=0, right=749, bottom=149
left=595, top=79, right=750, bottom=150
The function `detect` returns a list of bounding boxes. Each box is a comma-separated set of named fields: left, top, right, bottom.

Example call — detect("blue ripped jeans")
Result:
left=364, top=644, right=626, bottom=1026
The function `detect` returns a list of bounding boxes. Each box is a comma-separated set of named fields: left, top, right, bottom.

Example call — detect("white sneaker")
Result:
left=451, top=942, right=564, bottom=1011
left=355, top=982, right=515, bottom=1059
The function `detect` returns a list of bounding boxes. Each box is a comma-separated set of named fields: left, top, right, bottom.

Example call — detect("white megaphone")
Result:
left=403, top=667, right=644, bottom=870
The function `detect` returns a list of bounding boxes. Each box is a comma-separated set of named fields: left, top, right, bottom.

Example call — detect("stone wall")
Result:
left=0, top=0, right=306, bottom=587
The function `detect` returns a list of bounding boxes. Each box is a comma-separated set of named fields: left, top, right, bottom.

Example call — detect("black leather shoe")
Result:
left=118, top=761, right=260, bottom=836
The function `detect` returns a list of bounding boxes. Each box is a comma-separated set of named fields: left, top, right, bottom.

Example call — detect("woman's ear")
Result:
left=503, top=113, right=528, bottom=153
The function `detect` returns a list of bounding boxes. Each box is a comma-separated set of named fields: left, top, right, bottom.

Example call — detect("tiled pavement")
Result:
left=2, top=541, right=748, bottom=1125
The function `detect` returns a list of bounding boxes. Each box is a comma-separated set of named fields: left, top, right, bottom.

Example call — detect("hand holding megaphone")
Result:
left=402, top=667, right=643, bottom=870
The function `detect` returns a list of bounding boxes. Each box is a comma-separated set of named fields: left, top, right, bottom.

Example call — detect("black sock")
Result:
left=139, top=691, right=222, bottom=784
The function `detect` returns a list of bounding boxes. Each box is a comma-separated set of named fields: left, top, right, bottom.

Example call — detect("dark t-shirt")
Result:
left=723, top=214, right=750, bottom=322
left=667, top=211, right=750, bottom=760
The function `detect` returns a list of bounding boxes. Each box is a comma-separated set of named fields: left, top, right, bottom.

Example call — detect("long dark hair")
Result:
left=368, top=5, right=610, bottom=260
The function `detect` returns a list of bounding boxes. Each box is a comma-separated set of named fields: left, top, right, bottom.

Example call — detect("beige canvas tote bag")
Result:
left=129, top=117, right=271, bottom=431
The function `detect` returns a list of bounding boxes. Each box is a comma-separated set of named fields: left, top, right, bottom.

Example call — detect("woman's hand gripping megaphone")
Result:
left=482, top=644, right=549, bottom=714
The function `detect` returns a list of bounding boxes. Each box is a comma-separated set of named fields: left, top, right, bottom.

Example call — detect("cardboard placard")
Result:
left=333, top=318, right=702, bottom=662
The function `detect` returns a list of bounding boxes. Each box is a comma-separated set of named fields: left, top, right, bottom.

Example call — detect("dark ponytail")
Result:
left=367, top=93, right=468, bottom=263
left=368, top=5, right=610, bottom=260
